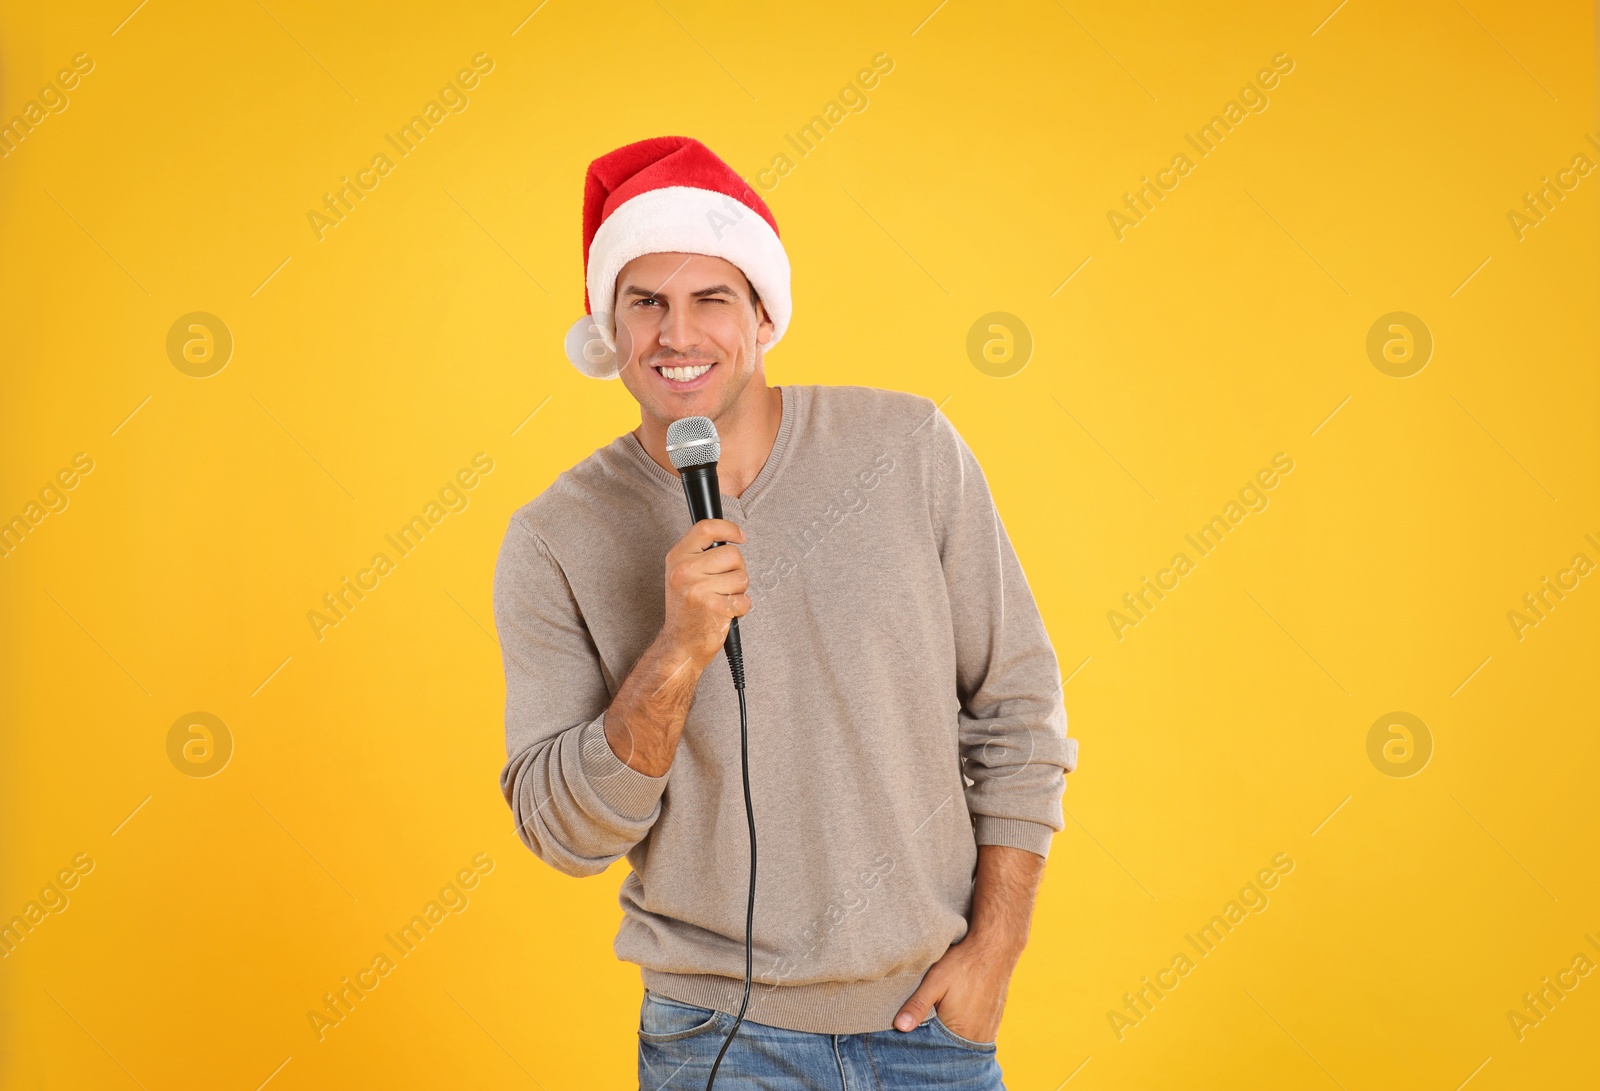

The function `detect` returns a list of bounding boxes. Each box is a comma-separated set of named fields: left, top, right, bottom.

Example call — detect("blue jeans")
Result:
left=637, top=989, right=1006, bottom=1090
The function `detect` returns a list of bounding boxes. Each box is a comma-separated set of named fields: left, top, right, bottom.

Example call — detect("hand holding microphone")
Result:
left=665, top=416, right=748, bottom=690
left=661, top=518, right=750, bottom=672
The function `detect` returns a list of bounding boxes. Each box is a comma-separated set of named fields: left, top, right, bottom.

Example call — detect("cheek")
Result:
left=611, top=315, right=647, bottom=367
left=714, top=313, right=759, bottom=362
left=618, top=317, right=643, bottom=354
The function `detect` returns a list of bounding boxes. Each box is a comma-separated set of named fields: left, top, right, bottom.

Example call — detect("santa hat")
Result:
left=562, top=136, right=791, bottom=378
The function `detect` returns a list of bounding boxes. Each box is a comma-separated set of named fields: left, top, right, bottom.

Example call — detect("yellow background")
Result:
left=2, top=1, right=1596, bottom=1088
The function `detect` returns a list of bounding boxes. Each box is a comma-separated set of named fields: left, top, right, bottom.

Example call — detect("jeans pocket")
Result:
left=638, top=990, right=725, bottom=1044
left=929, top=1008, right=997, bottom=1052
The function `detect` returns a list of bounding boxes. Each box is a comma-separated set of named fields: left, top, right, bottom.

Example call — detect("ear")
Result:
left=755, top=297, right=775, bottom=346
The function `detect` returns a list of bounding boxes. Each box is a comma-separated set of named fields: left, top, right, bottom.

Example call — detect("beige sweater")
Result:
left=494, top=384, right=1076, bottom=1034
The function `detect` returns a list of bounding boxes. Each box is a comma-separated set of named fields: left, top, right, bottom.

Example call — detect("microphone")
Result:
left=664, top=414, right=755, bottom=1090
left=665, top=416, right=745, bottom=691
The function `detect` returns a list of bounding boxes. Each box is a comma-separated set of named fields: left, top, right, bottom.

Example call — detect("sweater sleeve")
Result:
left=930, top=410, right=1077, bottom=859
left=493, top=514, right=669, bottom=877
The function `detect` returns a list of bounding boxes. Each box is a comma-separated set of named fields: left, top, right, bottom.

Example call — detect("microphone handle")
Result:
left=679, top=465, right=745, bottom=688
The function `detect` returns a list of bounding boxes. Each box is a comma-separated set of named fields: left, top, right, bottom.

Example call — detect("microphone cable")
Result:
left=706, top=626, right=753, bottom=1090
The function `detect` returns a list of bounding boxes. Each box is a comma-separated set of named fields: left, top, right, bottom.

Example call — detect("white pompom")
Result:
left=564, top=314, right=620, bottom=379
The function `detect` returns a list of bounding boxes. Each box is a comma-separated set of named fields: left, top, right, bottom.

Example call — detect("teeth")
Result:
left=661, top=364, right=711, bottom=381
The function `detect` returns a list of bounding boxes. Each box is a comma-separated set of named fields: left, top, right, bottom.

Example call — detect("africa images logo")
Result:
left=1107, top=53, right=1296, bottom=241
left=306, top=54, right=495, bottom=241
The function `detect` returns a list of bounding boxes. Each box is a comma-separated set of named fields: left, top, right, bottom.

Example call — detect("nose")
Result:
left=657, top=302, right=704, bottom=353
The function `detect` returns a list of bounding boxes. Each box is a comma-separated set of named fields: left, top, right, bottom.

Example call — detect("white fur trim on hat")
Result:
left=564, top=185, right=791, bottom=373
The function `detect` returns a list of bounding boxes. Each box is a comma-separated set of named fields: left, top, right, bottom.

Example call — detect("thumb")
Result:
left=893, top=975, right=946, bottom=1032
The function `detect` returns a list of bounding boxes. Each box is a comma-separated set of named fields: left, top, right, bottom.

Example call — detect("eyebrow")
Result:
left=622, top=283, right=741, bottom=300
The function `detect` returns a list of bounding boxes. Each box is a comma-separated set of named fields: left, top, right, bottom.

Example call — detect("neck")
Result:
left=636, top=378, right=783, bottom=498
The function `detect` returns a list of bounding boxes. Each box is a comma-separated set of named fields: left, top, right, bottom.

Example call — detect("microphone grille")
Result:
left=665, top=416, right=721, bottom=470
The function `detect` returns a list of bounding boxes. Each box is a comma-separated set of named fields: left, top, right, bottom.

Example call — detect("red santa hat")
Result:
left=562, top=136, right=791, bottom=378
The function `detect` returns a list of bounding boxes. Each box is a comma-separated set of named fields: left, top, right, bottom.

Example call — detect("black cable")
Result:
left=705, top=634, right=754, bottom=1091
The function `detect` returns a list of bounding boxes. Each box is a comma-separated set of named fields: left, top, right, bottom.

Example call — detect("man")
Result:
left=495, top=136, right=1077, bottom=1089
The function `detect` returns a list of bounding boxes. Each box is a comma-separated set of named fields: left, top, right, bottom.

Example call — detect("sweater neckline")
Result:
left=625, top=385, right=799, bottom=514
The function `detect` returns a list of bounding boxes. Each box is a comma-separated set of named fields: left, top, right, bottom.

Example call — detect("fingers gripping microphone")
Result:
left=664, top=416, right=755, bottom=1090
left=664, top=416, right=746, bottom=690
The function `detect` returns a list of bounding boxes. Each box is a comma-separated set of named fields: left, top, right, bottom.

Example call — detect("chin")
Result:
left=662, top=387, right=728, bottom=421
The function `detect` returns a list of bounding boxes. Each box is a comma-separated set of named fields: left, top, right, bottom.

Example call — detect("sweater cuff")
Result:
left=578, top=714, right=668, bottom=821
left=974, top=816, right=1055, bottom=859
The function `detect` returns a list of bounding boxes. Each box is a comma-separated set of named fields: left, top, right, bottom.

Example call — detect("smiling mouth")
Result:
left=654, top=362, right=714, bottom=382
